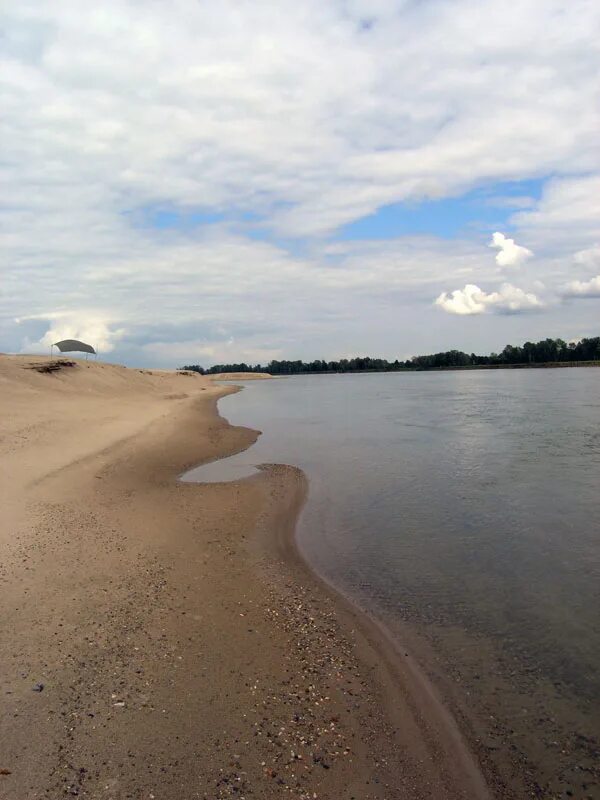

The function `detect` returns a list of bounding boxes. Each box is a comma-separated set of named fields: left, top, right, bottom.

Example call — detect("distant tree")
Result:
left=180, top=364, right=206, bottom=374
left=178, top=334, right=600, bottom=376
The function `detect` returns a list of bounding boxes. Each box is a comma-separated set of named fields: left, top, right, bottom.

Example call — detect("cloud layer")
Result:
left=1, top=1, right=600, bottom=364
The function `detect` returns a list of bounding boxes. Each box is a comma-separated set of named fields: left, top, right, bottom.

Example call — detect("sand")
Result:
left=0, top=355, right=491, bottom=799
left=208, top=372, right=272, bottom=381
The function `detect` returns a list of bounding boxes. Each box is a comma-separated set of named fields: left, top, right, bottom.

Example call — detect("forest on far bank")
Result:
left=181, top=336, right=600, bottom=375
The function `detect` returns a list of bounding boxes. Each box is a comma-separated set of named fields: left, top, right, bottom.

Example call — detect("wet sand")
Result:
left=0, top=355, right=491, bottom=799
left=208, top=372, right=272, bottom=381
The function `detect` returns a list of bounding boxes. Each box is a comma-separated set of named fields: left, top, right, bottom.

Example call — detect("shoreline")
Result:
left=1, top=355, right=490, bottom=798
left=257, top=463, right=493, bottom=800
left=203, top=367, right=600, bottom=800
left=182, top=386, right=494, bottom=798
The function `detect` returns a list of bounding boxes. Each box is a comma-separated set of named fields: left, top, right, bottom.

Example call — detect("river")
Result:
left=183, top=369, right=600, bottom=797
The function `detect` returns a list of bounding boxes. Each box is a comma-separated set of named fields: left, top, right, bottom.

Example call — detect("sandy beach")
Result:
left=0, top=355, right=491, bottom=800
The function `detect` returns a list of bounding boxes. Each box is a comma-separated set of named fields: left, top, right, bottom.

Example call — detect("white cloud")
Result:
left=573, top=245, right=600, bottom=271
left=435, top=284, right=491, bottom=315
left=485, top=196, right=536, bottom=210
left=562, top=275, right=600, bottom=298
left=435, top=283, right=543, bottom=316
left=142, top=339, right=282, bottom=366
left=2, top=0, right=599, bottom=239
left=17, top=312, right=125, bottom=353
left=489, top=232, right=533, bottom=268
left=511, top=176, right=600, bottom=253
left=1, top=0, right=599, bottom=363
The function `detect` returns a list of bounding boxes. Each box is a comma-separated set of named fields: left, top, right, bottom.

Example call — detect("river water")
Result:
left=183, top=370, right=600, bottom=797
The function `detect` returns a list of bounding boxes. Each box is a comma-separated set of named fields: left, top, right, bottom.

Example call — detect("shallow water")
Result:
left=183, top=370, right=600, bottom=796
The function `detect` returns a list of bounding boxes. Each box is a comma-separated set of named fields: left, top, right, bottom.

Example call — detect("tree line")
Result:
left=181, top=336, right=600, bottom=375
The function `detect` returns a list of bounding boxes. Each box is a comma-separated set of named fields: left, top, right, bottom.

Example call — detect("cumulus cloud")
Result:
left=17, top=312, right=125, bottom=353
left=562, top=275, right=600, bottom=298
left=435, top=283, right=543, bottom=316
left=489, top=232, right=533, bottom=268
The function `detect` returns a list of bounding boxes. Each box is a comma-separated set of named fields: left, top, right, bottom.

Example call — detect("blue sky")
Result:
left=338, top=179, right=545, bottom=241
left=2, top=1, right=599, bottom=366
left=133, top=206, right=227, bottom=230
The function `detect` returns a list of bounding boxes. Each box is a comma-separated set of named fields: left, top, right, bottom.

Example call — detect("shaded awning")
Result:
left=53, top=339, right=96, bottom=355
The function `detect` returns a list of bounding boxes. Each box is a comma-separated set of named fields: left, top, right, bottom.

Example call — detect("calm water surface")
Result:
left=184, top=370, right=600, bottom=796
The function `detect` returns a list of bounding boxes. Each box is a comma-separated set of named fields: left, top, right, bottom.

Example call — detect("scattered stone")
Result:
left=32, top=683, right=44, bottom=692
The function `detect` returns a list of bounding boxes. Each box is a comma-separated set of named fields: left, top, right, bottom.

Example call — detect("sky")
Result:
left=2, top=0, right=600, bottom=367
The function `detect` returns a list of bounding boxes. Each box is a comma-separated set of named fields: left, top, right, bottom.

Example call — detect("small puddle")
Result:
left=180, top=454, right=260, bottom=484
left=180, top=383, right=265, bottom=484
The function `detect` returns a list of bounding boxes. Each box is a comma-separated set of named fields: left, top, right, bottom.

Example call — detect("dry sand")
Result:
left=0, top=355, right=491, bottom=799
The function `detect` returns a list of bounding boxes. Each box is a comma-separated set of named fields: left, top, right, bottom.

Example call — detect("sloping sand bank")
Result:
left=0, top=355, right=490, bottom=799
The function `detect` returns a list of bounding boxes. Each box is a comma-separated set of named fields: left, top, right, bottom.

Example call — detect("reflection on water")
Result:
left=183, top=370, right=600, bottom=797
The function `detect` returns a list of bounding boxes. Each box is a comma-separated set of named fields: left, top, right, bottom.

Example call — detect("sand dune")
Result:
left=0, top=356, right=212, bottom=513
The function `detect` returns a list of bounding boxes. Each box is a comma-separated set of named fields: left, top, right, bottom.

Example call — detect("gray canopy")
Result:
left=53, top=339, right=96, bottom=355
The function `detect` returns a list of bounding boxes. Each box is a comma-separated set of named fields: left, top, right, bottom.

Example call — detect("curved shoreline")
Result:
left=187, top=389, right=494, bottom=799
left=0, top=358, right=495, bottom=798
left=198, top=374, right=600, bottom=800
left=270, top=473, right=493, bottom=800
